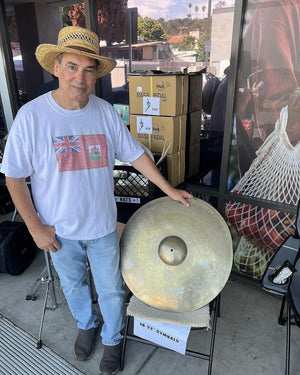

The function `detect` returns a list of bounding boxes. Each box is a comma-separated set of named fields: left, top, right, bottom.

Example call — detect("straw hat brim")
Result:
left=35, top=44, right=116, bottom=79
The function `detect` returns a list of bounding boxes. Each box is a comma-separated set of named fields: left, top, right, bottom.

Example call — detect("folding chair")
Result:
left=262, top=201, right=300, bottom=375
left=120, top=291, right=221, bottom=375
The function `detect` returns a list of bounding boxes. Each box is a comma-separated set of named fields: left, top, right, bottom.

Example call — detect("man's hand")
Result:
left=131, top=153, right=194, bottom=206
left=5, top=177, right=61, bottom=252
left=167, top=188, right=194, bottom=207
left=30, top=223, right=61, bottom=252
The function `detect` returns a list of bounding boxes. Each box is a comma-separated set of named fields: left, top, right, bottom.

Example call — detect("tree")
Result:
left=66, top=0, right=127, bottom=45
left=160, top=18, right=187, bottom=36
left=194, top=6, right=199, bottom=18
left=68, top=4, right=85, bottom=27
left=96, top=0, right=127, bottom=45
left=202, top=5, right=206, bottom=18
left=62, top=6, right=73, bottom=27
left=188, top=3, right=192, bottom=18
left=158, top=16, right=209, bottom=39
left=195, top=32, right=207, bottom=61
left=175, top=35, right=196, bottom=51
left=7, top=16, right=18, bottom=41
left=215, top=1, right=227, bottom=8
left=138, top=17, right=167, bottom=42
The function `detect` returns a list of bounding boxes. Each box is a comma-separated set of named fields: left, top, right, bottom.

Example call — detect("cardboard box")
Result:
left=186, top=142, right=200, bottom=179
left=129, top=74, right=189, bottom=116
left=188, top=73, right=203, bottom=112
left=167, top=150, right=185, bottom=187
left=186, top=111, right=202, bottom=147
left=130, top=114, right=186, bottom=155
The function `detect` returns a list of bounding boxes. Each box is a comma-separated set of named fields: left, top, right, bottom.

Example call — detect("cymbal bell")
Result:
left=120, top=197, right=233, bottom=312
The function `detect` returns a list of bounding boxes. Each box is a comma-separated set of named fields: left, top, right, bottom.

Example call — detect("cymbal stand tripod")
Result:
left=11, top=207, right=64, bottom=347
left=25, top=250, right=61, bottom=309
left=10, top=207, right=59, bottom=307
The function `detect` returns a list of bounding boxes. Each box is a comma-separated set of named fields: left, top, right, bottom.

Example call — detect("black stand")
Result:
left=261, top=200, right=300, bottom=375
left=120, top=294, right=220, bottom=375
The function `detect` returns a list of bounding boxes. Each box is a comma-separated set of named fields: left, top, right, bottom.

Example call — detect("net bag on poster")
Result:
left=226, top=105, right=300, bottom=250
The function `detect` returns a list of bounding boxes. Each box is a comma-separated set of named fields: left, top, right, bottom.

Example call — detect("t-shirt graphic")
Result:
left=52, top=134, right=108, bottom=172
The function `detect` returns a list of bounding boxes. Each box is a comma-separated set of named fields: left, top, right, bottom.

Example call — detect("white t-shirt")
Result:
left=1, top=92, right=144, bottom=240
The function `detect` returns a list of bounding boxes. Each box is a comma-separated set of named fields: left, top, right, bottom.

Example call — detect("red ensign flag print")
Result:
left=52, top=134, right=108, bottom=172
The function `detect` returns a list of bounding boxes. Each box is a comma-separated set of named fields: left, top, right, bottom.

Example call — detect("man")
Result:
left=1, top=26, right=193, bottom=375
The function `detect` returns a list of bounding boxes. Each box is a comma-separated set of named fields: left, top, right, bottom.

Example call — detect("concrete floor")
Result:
left=0, top=223, right=299, bottom=375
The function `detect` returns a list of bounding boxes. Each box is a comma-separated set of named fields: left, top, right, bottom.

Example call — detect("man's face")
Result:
left=53, top=52, right=97, bottom=109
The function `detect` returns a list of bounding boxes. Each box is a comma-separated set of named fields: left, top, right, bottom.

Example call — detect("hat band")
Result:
left=65, top=45, right=98, bottom=56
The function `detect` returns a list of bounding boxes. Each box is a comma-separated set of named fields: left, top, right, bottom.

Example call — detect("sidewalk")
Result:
left=1, top=245, right=299, bottom=375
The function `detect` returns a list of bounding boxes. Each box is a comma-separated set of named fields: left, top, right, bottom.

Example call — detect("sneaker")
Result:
left=74, top=326, right=99, bottom=361
left=99, top=341, right=122, bottom=375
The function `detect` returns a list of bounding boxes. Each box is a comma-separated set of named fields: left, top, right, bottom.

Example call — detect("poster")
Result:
left=225, top=0, right=300, bottom=279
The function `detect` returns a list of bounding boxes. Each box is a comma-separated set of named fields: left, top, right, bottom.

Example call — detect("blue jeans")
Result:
left=50, top=230, right=125, bottom=346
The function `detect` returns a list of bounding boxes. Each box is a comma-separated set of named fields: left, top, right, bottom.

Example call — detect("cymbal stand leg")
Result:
left=36, top=276, right=51, bottom=349
left=11, top=207, right=17, bottom=222
left=25, top=265, right=47, bottom=301
left=44, top=251, right=58, bottom=308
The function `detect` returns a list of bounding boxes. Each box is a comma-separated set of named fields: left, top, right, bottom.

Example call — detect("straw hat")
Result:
left=35, top=26, right=116, bottom=79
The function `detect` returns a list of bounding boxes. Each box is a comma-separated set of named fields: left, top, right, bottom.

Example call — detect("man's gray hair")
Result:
left=55, top=54, right=63, bottom=65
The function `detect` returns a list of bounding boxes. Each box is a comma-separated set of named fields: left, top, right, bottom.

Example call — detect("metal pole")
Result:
left=129, top=10, right=132, bottom=73
left=0, top=0, right=19, bottom=131
left=44, top=251, right=58, bottom=308
left=207, top=0, right=212, bottom=20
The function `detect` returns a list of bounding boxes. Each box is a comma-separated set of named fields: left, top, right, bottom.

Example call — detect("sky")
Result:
left=127, top=0, right=225, bottom=20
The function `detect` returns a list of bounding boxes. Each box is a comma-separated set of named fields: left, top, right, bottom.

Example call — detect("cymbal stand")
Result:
left=36, top=275, right=51, bottom=349
left=25, top=246, right=61, bottom=309
left=13, top=207, right=62, bottom=307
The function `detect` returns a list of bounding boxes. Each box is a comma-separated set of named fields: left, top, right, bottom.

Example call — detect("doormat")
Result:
left=0, top=315, right=85, bottom=375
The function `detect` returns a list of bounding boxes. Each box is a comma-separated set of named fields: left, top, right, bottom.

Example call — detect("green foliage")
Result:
left=195, top=32, right=207, bottom=61
left=173, top=32, right=207, bottom=62
left=62, top=6, right=73, bottom=27
left=175, top=35, right=195, bottom=51
left=138, top=17, right=167, bottom=42
left=7, top=16, right=19, bottom=41
left=160, top=17, right=206, bottom=36
left=7, top=16, right=17, bottom=34
left=62, top=1, right=127, bottom=45
left=161, top=18, right=187, bottom=36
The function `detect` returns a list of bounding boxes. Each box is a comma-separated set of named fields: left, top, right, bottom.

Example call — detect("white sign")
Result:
left=134, top=318, right=191, bottom=355
left=136, top=116, right=153, bottom=134
left=143, top=97, right=160, bottom=116
left=114, top=197, right=141, bottom=204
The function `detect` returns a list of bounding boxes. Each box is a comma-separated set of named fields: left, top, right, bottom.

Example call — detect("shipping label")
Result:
left=143, top=97, right=160, bottom=115
left=136, top=116, right=153, bottom=134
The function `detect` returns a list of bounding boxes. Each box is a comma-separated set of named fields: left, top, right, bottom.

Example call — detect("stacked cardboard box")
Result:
left=129, top=72, right=203, bottom=186
left=129, top=74, right=188, bottom=186
left=185, top=73, right=202, bottom=180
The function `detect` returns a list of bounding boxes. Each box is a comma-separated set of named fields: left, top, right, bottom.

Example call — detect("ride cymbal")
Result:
left=120, top=196, right=233, bottom=312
